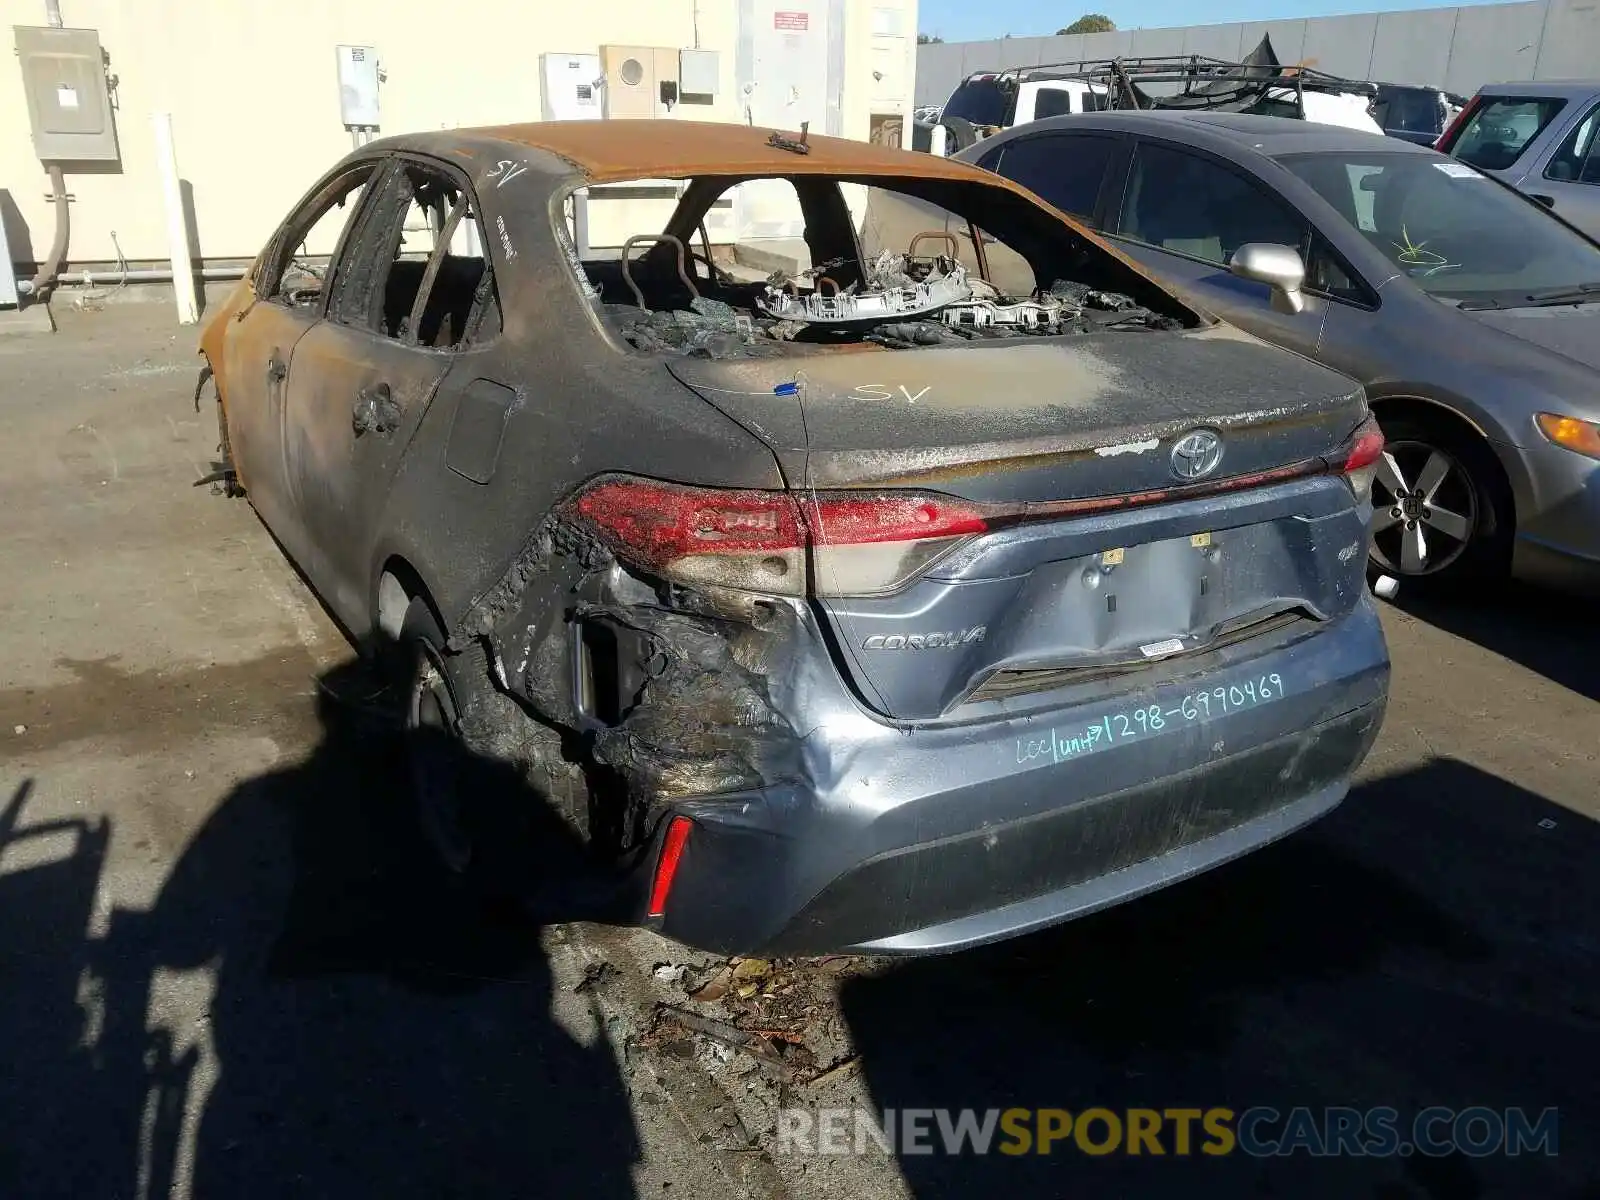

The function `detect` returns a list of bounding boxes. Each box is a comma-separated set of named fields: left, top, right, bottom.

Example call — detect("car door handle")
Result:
left=352, top=382, right=401, bottom=437
left=266, top=352, right=287, bottom=384
left=1530, top=193, right=1556, bottom=209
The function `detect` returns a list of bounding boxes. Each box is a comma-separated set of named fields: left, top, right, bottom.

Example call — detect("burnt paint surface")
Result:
left=197, top=127, right=1390, bottom=947
left=205, top=140, right=783, bottom=640
left=669, top=324, right=1366, bottom=499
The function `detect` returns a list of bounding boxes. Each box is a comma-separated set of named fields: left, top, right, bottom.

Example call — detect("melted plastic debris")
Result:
left=611, top=254, right=1178, bottom=358
left=766, top=255, right=850, bottom=291
left=578, top=604, right=803, bottom=804
left=941, top=296, right=1065, bottom=330
left=621, top=296, right=758, bottom=359
left=869, top=322, right=947, bottom=348
left=1051, top=279, right=1135, bottom=311
left=867, top=248, right=918, bottom=290
left=757, top=255, right=972, bottom=326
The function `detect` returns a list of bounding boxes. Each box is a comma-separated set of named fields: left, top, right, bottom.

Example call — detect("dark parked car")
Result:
left=199, top=120, right=1388, bottom=955
left=966, top=112, right=1600, bottom=593
left=1373, top=83, right=1464, bottom=146
left=1437, top=81, right=1600, bottom=240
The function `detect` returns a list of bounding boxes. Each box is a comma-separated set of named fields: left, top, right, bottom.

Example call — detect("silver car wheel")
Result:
left=1369, top=439, right=1478, bottom=577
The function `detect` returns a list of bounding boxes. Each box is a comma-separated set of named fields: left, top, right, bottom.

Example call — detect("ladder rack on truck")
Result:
left=919, top=33, right=1380, bottom=155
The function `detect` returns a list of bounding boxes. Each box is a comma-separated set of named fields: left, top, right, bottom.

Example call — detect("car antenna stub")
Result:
left=768, top=122, right=810, bottom=154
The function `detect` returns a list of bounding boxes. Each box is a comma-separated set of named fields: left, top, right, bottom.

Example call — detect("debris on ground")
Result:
left=653, top=962, right=688, bottom=986
left=634, top=954, right=879, bottom=1088
left=687, top=964, right=734, bottom=1003
left=573, top=959, right=620, bottom=994
left=650, top=1006, right=798, bottom=1079
left=805, top=1054, right=862, bottom=1088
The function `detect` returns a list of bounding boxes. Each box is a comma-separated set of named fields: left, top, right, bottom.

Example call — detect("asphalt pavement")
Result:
left=1, top=303, right=1595, bottom=1200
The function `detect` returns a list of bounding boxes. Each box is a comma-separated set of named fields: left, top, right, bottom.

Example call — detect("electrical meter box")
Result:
left=539, top=53, right=602, bottom=121
left=599, top=45, right=680, bottom=118
left=336, top=44, right=381, bottom=128
left=678, top=49, right=720, bottom=97
left=14, top=25, right=118, bottom=162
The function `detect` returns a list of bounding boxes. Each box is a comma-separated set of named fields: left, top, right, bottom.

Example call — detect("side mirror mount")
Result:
left=1231, top=242, right=1308, bottom=314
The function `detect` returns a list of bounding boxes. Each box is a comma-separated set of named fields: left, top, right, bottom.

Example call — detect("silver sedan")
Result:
left=964, top=111, right=1600, bottom=594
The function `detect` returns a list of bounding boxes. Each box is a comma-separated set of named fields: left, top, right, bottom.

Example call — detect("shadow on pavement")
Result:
left=839, top=758, right=1600, bottom=1199
left=0, top=660, right=641, bottom=1199
left=1395, top=582, right=1600, bottom=703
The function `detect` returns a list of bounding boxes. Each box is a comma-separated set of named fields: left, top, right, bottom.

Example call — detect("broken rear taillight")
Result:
left=566, top=476, right=988, bottom=597
left=1336, top=417, right=1386, bottom=502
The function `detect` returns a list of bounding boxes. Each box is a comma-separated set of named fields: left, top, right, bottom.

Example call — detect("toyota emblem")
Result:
left=1170, top=429, right=1224, bottom=480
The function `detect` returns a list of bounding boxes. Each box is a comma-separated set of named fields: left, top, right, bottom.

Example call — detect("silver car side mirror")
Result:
left=1230, top=243, right=1307, bottom=315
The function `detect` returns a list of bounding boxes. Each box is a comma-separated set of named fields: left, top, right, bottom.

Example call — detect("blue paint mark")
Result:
left=774, top=381, right=799, bottom=397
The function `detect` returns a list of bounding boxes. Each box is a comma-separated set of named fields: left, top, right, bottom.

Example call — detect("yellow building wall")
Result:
left=0, top=0, right=898, bottom=268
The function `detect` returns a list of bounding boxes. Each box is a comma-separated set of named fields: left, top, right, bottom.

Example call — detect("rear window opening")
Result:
left=943, top=75, right=1017, bottom=128
left=556, top=171, right=1194, bottom=361
left=1447, top=96, right=1567, bottom=170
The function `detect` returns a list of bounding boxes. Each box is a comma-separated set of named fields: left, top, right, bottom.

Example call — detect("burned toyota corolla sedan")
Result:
left=198, top=120, right=1389, bottom=955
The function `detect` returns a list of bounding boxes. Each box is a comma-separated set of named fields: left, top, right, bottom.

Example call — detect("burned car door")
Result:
left=1106, top=139, right=1328, bottom=360
left=277, top=159, right=493, bottom=629
left=223, top=160, right=384, bottom=533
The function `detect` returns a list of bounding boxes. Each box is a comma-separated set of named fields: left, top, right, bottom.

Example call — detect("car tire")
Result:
left=397, top=596, right=594, bottom=897
left=940, top=116, right=980, bottom=154
left=400, top=597, right=484, bottom=879
left=1368, top=413, right=1513, bottom=594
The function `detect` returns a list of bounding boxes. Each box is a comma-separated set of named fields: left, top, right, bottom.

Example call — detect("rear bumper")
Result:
left=769, top=706, right=1376, bottom=954
left=650, top=598, right=1390, bottom=956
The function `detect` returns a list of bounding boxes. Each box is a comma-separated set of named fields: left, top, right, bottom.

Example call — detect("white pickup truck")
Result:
left=918, top=36, right=1382, bottom=156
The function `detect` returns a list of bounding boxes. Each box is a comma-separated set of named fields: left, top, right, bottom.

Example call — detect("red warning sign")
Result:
left=774, top=11, right=809, bottom=30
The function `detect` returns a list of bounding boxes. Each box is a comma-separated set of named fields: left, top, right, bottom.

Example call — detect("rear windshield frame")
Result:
left=1446, top=95, right=1567, bottom=170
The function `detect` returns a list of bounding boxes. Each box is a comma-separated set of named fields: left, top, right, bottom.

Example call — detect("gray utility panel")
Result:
left=14, top=25, right=119, bottom=163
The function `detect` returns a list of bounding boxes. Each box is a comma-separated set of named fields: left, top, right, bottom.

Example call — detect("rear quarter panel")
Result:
left=365, top=154, right=785, bottom=638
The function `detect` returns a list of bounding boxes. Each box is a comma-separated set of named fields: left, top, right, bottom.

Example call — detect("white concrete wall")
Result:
left=0, top=0, right=914, bottom=269
left=915, top=0, right=1590, bottom=108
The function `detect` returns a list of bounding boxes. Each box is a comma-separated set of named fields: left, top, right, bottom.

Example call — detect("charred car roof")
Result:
left=464, top=119, right=1047, bottom=186
left=361, top=119, right=1187, bottom=312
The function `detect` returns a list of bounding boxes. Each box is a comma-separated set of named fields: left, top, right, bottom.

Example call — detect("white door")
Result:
left=738, top=0, right=831, bottom=239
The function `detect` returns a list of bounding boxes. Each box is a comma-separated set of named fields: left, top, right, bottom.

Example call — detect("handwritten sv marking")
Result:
left=496, top=215, right=517, bottom=260
left=486, top=159, right=529, bottom=188
left=851, top=383, right=931, bottom=404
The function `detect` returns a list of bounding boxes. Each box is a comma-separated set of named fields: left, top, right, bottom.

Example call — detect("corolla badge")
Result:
left=862, top=626, right=986, bottom=650
left=1170, top=429, right=1224, bottom=480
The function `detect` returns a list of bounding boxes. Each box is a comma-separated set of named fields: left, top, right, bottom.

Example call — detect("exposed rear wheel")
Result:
left=1368, top=414, right=1512, bottom=593
left=400, top=598, right=488, bottom=878
left=396, top=596, right=603, bottom=904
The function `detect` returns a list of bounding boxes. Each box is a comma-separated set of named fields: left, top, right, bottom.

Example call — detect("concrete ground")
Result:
left=1, top=304, right=1595, bottom=1200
